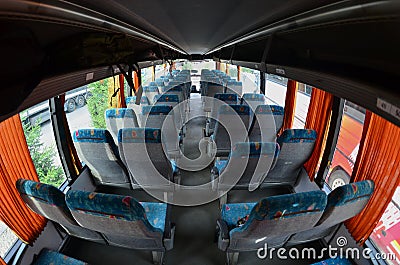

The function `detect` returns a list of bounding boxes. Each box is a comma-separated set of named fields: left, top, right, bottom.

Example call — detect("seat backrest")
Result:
left=218, top=142, right=276, bottom=190
left=118, top=128, right=174, bottom=188
left=66, top=190, right=166, bottom=250
left=225, top=190, right=327, bottom=251
left=318, top=180, right=374, bottom=228
left=226, top=81, right=242, bottom=96
left=141, top=105, right=173, bottom=129
left=143, top=86, right=160, bottom=104
left=162, top=84, right=185, bottom=102
left=126, top=96, right=150, bottom=127
left=153, top=94, right=183, bottom=128
left=16, top=179, right=78, bottom=227
left=271, top=105, right=284, bottom=133
left=249, top=105, right=283, bottom=142
left=214, top=93, right=238, bottom=105
left=242, top=93, right=265, bottom=110
left=264, top=129, right=317, bottom=185
left=212, top=105, right=251, bottom=157
left=73, top=129, right=130, bottom=187
left=105, top=108, right=139, bottom=144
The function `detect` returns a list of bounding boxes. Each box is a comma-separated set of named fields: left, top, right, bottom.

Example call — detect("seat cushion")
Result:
left=33, top=249, right=87, bottom=265
left=140, top=202, right=167, bottom=232
left=214, top=160, right=228, bottom=174
left=221, top=203, right=257, bottom=229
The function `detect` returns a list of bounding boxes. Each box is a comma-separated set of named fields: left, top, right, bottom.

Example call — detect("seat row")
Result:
left=17, top=179, right=374, bottom=265
left=211, top=129, right=316, bottom=191
left=16, top=179, right=173, bottom=265
left=73, top=128, right=180, bottom=190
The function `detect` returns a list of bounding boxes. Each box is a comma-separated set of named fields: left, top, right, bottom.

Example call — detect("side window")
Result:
left=66, top=79, right=110, bottom=132
left=238, top=67, right=259, bottom=94
left=1, top=99, right=68, bottom=259
left=324, top=100, right=365, bottom=189
left=227, top=64, right=238, bottom=79
left=292, top=83, right=312, bottom=129
left=141, top=67, right=153, bottom=86
left=20, top=102, right=65, bottom=187
left=370, top=190, right=400, bottom=265
left=265, top=73, right=287, bottom=106
left=0, top=221, right=18, bottom=258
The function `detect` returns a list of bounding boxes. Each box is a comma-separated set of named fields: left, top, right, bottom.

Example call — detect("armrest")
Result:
left=216, top=219, right=230, bottom=251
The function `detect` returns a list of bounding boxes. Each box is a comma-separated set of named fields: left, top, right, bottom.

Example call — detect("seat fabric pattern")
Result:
left=105, top=108, right=138, bottom=143
left=215, top=93, right=238, bottom=104
left=278, top=129, right=317, bottom=144
left=223, top=191, right=327, bottom=251
left=221, top=203, right=257, bottom=229
left=66, top=190, right=165, bottom=233
left=33, top=249, right=87, bottom=265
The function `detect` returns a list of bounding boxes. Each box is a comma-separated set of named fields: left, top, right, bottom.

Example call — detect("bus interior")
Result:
left=0, top=1, right=400, bottom=265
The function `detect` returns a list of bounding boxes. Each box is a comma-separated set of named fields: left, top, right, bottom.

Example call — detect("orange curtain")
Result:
left=0, top=114, right=46, bottom=244
left=118, top=74, right=126, bottom=108
left=60, top=95, right=82, bottom=176
left=133, top=71, right=139, bottom=94
left=303, top=88, right=334, bottom=181
left=1, top=257, right=5, bottom=265
left=345, top=111, right=400, bottom=244
left=278, top=80, right=298, bottom=135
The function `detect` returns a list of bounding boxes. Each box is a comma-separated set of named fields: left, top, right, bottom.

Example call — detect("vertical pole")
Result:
left=260, top=71, right=266, bottom=94
left=237, top=66, right=241, bottom=81
left=216, top=62, right=221, bottom=70
left=152, top=66, right=156, bottom=81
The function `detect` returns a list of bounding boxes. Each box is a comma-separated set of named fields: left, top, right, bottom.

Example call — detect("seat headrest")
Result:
left=254, top=105, right=284, bottom=115
left=230, top=142, right=276, bottom=157
left=278, top=129, right=317, bottom=144
left=214, top=93, right=238, bottom=102
left=218, top=104, right=251, bottom=115
left=141, top=105, right=173, bottom=115
left=73, top=129, right=113, bottom=143
left=118, top=128, right=161, bottom=143
left=66, top=190, right=153, bottom=225
left=125, top=96, right=149, bottom=105
left=16, top=179, right=67, bottom=208
left=327, top=180, right=374, bottom=207
left=243, top=93, right=265, bottom=102
left=105, top=108, right=135, bottom=119
left=245, top=190, right=327, bottom=224
left=142, top=86, right=159, bottom=92
left=154, top=94, right=179, bottom=103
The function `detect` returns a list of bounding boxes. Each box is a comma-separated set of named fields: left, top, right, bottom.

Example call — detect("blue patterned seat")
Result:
left=287, top=180, right=374, bottom=245
left=33, top=249, right=87, bottom=265
left=225, top=81, right=242, bottom=95
left=211, top=105, right=252, bottom=157
left=73, top=129, right=130, bottom=188
left=16, top=179, right=104, bottom=244
left=262, top=129, right=317, bottom=187
left=126, top=95, right=150, bottom=127
left=211, top=142, right=278, bottom=196
left=217, top=190, right=327, bottom=265
left=215, top=93, right=239, bottom=105
left=311, top=257, right=353, bottom=265
left=241, top=93, right=265, bottom=113
left=249, top=105, right=284, bottom=142
left=66, top=190, right=174, bottom=264
left=105, top=108, right=139, bottom=144
left=118, top=128, right=179, bottom=190
left=143, top=85, right=160, bottom=104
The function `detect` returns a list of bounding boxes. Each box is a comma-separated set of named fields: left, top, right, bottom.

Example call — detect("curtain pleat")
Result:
left=345, top=111, right=400, bottom=244
left=0, top=115, right=46, bottom=244
left=278, top=80, right=298, bottom=135
left=303, top=88, right=334, bottom=181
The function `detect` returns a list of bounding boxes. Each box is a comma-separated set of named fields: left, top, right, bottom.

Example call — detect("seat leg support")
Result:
left=152, top=251, right=164, bottom=265
left=226, top=252, right=239, bottom=265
